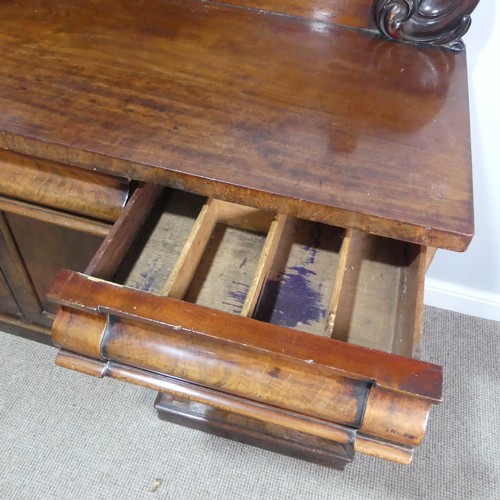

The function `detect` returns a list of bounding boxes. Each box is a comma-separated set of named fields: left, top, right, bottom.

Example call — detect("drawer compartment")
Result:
left=47, top=184, right=440, bottom=466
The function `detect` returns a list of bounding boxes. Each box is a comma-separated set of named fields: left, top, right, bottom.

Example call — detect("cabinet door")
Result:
left=3, top=212, right=104, bottom=326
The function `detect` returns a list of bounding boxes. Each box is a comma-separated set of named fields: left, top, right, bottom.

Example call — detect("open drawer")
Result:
left=47, top=184, right=442, bottom=469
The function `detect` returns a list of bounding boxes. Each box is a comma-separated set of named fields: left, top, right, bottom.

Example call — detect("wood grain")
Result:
left=55, top=349, right=356, bottom=447
left=0, top=0, right=473, bottom=251
left=154, top=391, right=354, bottom=469
left=241, top=214, right=288, bottom=317
left=0, top=196, right=111, bottom=238
left=324, top=229, right=353, bottom=337
left=48, top=269, right=443, bottom=402
left=6, top=212, right=104, bottom=316
left=0, top=149, right=129, bottom=222
left=0, top=313, right=52, bottom=344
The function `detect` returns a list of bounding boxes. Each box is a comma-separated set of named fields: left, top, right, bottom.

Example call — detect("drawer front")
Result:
left=47, top=184, right=441, bottom=465
left=0, top=149, right=129, bottom=222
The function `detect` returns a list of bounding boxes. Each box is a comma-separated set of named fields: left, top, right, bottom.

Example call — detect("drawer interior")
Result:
left=101, top=185, right=424, bottom=358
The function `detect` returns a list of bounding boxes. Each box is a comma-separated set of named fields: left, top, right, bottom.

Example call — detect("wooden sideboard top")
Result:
left=0, top=0, right=473, bottom=250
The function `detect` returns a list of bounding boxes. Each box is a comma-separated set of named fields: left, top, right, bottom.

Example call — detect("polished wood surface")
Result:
left=0, top=150, right=129, bottom=222
left=0, top=0, right=476, bottom=469
left=1, top=196, right=107, bottom=333
left=56, top=349, right=359, bottom=457
left=0, top=0, right=473, bottom=251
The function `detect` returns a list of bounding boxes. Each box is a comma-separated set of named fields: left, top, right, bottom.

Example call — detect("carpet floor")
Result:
left=1, top=306, right=499, bottom=500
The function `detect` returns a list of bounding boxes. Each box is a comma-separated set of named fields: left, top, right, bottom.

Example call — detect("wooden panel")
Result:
left=0, top=0, right=473, bottom=251
left=0, top=212, right=42, bottom=322
left=0, top=149, right=129, bottom=222
left=5, top=213, right=104, bottom=316
left=86, top=183, right=165, bottom=281
left=207, top=0, right=374, bottom=29
left=241, top=214, right=288, bottom=318
left=392, top=245, right=426, bottom=358
left=0, top=314, right=52, bottom=344
left=0, top=268, right=21, bottom=317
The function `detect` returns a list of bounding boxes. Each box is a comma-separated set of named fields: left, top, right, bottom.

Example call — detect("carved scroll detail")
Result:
left=373, top=0, right=480, bottom=51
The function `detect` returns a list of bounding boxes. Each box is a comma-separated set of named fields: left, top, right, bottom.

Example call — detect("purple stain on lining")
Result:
left=138, top=271, right=156, bottom=292
left=254, top=271, right=325, bottom=328
left=222, top=282, right=249, bottom=314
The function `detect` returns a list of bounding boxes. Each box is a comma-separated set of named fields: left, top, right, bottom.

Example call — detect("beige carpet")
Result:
left=1, top=306, right=499, bottom=500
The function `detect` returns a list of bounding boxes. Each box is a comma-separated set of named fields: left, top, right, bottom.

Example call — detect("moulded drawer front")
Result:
left=0, top=149, right=129, bottom=222
left=47, top=183, right=441, bottom=465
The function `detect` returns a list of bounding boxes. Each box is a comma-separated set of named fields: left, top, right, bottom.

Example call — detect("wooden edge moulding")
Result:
left=205, top=1, right=480, bottom=50
left=48, top=184, right=442, bottom=468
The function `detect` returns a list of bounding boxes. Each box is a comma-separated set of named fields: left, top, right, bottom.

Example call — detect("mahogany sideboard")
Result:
left=0, top=0, right=478, bottom=469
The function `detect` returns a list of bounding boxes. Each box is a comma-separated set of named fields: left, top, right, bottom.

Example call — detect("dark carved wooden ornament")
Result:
left=374, top=0, right=480, bottom=50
